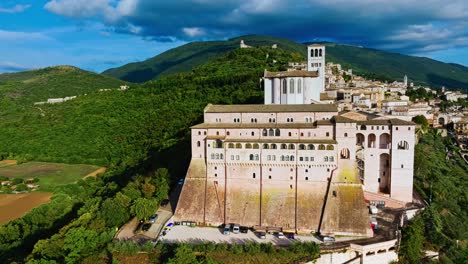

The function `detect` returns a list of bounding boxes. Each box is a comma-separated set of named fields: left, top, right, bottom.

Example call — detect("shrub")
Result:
left=15, top=183, right=29, bottom=192
left=243, top=242, right=261, bottom=254
left=11, top=178, right=24, bottom=185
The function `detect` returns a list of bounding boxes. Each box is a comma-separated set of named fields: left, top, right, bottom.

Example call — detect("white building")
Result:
left=264, top=44, right=326, bottom=104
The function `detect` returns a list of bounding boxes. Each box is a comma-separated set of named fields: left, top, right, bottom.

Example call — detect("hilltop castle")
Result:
left=174, top=45, right=415, bottom=236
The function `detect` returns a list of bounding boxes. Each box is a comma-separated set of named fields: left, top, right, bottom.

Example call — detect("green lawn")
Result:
left=0, top=161, right=101, bottom=190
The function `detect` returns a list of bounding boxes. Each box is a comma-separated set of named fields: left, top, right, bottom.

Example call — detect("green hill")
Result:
left=102, top=35, right=305, bottom=83
left=0, top=65, right=128, bottom=105
left=102, top=35, right=468, bottom=90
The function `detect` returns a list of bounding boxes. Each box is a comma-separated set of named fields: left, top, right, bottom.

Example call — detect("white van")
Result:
left=232, top=224, right=240, bottom=234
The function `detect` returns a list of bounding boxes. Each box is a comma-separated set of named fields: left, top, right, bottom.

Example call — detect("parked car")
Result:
left=161, top=199, right=170, bottom=207
left=369, top=205, right=378, bottom=214
left=240, top=226, right=249, bottom=234
left=149, top=214, right=158, bottom=224
left=256, top=231, right=266, bottom=239
left=285, top=232, right=295, bottom=239
left=232, top=224, right=240, bottom=234
left=142, top=223, right=152, bottom=231
left=223, top=224, right=231, bottom=235
left=322, top=236, right=335, bottom=243
left=276, top=232, right=285, bottom=239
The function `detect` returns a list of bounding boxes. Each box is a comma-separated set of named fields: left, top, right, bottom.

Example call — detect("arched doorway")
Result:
left=368, top=134, right=376, bottom=148
left=379, top=133, right=391, bottom=149
left=379, top=153, right=390, bottom=194
left=356, top=133, right=365, bottom=146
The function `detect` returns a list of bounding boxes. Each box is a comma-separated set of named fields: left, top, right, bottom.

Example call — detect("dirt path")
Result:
left=84, top=167, right=106, bottom=179
left=0, top=193, right=52, bottom=224
left=116, top=217, right=138, bottom=240
left=0, top=160, right=17, bottom=168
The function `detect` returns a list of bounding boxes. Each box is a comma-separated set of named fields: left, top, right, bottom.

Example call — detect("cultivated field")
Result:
left=0, top=161, right=101, bottom=189
left=0, top=193, right=52, bottom=224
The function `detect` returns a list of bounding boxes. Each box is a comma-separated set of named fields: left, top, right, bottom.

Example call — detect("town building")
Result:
left=174, top=104, right=415, bottom=236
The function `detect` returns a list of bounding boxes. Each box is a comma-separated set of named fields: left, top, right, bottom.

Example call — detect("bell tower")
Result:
left=307, top=44, right=325, bottom=92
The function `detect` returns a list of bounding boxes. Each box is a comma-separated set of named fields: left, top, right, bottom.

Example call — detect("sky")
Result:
left=1, top=0, right=468, bottom=73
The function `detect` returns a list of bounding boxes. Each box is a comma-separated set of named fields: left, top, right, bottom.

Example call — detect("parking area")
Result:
left=115, top=201, right=173, bottom=243
left=159, top=225, right=323, bottom=246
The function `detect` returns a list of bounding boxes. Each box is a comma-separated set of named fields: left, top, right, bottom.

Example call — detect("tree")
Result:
left=167, top=244, right=198, bottom=264
left=399, top=216, right=425, bottom=264
left=130, top=198, right=157, bottom=220
left=152, top=168, right=170, bottom=202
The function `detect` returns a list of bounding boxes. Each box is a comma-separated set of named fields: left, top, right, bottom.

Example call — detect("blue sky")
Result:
left=1, top=0, right=468, bottom=73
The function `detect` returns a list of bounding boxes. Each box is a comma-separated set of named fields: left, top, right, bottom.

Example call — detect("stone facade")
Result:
left=174, top=104, right=415, bottom=235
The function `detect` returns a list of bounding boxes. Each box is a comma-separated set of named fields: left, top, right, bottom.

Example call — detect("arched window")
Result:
left=253, top=143, right=260, bottom=149
left=285, top=156, right=290, bottom=161
left=360, top=125, right=367, bottom=130
left=269, top=128, right=274, bottom=136
left=310, top=49, right=314, bottom=57
left=250, top=154, right=254, bottom=160
left=297, top=79, right=302, bottom=93
left=228, top=143, right=234, bottom=148
left=368, top=134, right=376, bottom=148
left=307, top=144, right=315, bottom=150
left=290, top=79, right=295, bottom=94
left=251, top=131, right=254, bottom=136
left=299, top=144, right=305, bottom=150
left=318, top=144, right=325, bottom=150
left=397, top=141, right=409, bottom=150
left=324, top=156, right=328, bottom=162
left=329, top=156, right=334, bottom=162
left=275, top=129, right=280, bottom=136
left=211, top=154, right=215, bottom=159
left=326, top=145, right=334, bottom=150
left=319, top=49, right=322, bottom=57
left=262, top=129, right=267, bottom=136
left=220, top=154, right=223, bottom=159
left=288, top=132, right=292, bottom=136
left=271, top=144, right=277, bottom=149
left=215, top=153, right=220, bottom=159
left=245, top=143, right=252, bottom=149
left=289, top=144, right=295, bottom=150
left=305, top=117, right=309, bottom=123
left=255, top=154, right=259, bottom=160
left=214, top=139, right=223, bottom=148
left=281, top=144, right=287, bottom=149
left=283, top=79, right=287, bottom=94
left=344, top=133, right=348, bottom=137
left=281, top=155, right=285, bottom=161
left=235, top=143, right=242, bottom=149
left=263, top=143, right=269, bottom=149
left=197, top=141, right=200, bottom=147
left=290, top=156, right=295, bottom=161
left=356, top=133, right=365, bottom=146
left=315, top=49, right=318, bottom=57
left=340, top=148, right=350, bottom=159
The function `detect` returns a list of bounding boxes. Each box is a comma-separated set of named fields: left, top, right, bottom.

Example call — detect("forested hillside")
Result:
left=102, top=35, right=304, bottom=83
left=399, top=131, right=468, bottom=263
left=102, top=35, right=468, bottom=90
left=0, top=47, right=292, bottom=167
left=0, top=66, right=127, bottom=105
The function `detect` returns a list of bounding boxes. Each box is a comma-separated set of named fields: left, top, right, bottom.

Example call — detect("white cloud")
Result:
left=0, top=29, right=52, bottom=42
left=44, top=0, right=113, bottom=18
left=0, top=61, right=32, bottom=72
left=182, top=27, right=205, bottom=37
left=0, top=4, right=31, bottom=13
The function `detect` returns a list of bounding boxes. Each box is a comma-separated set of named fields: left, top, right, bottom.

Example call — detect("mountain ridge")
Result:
left=102, top=35, right=468, bottom=90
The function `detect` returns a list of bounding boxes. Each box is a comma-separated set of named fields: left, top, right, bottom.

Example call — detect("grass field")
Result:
left=0, top=193, right=52, bottom=224
left=0, top=161, right=102, bottom=190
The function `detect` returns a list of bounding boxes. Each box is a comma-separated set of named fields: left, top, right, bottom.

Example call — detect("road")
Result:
left=159, top=226, right=323, bottom=246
